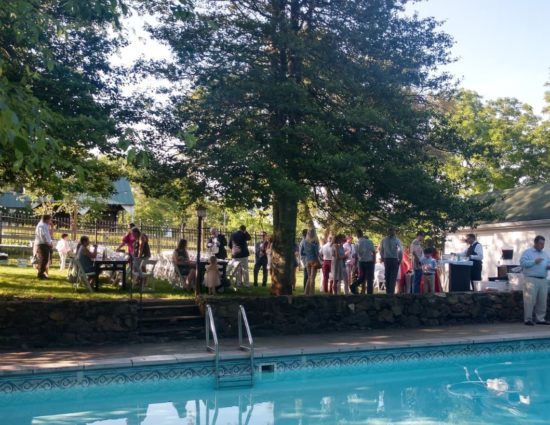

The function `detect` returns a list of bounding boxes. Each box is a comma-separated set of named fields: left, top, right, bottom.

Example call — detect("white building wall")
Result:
left=444, top=220, right=550, bottom=281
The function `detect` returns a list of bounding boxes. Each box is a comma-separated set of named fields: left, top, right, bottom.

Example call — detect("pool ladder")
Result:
left=206, top=304, right=255, bottom=389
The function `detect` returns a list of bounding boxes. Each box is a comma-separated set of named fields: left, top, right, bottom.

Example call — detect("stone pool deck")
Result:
left=2, top=323, right=550, bottom=376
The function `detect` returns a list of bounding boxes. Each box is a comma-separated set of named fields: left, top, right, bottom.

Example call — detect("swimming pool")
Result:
left=2, top=339, right=550, bottom=424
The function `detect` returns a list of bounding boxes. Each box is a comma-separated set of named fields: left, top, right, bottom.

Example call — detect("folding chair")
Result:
left=226, top=258, right=243, bottom=286
left=71, top=258, right=94, bottom=292
left=374, top=264, right=386, bottom=293
left=172, top=263, right=189, bottom=290
left=132, top=258, right=158, bottom=291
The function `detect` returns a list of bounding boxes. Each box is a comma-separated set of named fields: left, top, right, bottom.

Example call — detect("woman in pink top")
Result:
left=117, top=223, right=136, bottom=255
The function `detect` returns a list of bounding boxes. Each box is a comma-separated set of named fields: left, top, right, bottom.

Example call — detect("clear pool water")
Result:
left=2, top=349, right=550, bottom=424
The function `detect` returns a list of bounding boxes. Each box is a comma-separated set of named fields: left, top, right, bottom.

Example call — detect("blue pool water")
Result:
left=2, top=347, right=550, bottom=424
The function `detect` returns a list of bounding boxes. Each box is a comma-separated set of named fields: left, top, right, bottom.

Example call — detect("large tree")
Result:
left=0, top=0, right=128, bottom=195
left=144, top=0, right=481, bottom=294
left=441, top=90, right=550, bottom=194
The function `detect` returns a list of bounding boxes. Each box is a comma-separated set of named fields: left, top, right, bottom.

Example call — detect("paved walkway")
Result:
left=2, top=323, right=550, bottom=375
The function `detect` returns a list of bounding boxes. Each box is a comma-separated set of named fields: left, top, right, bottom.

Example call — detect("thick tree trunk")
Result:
left=271, top=192, right=298, bottom=295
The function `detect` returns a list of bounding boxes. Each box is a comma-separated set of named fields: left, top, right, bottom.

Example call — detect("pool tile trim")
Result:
left=2, top=337, right=550, bottom=393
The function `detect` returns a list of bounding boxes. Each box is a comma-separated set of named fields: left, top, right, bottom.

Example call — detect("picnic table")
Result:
left=92, top=258, right=129, bottom=291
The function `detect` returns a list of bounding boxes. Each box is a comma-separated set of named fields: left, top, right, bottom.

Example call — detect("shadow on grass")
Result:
left=0, top=265, right=315, bottom=299
left=0, top=265, right=193, bottom=300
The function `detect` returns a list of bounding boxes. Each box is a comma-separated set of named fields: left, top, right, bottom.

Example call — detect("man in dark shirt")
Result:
left=229, top=225, right=251, bottom=287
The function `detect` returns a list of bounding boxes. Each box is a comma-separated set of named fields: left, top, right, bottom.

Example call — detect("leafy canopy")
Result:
left=144, top=0, right=476, bottom=226
left=0, top=0, right=128, bottom=195
left=139, top=0, right=491, bottom=292
left=441, top=90, right=550, bottom=194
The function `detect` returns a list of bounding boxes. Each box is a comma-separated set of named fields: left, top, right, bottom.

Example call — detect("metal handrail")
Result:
left=238, top=305, right=253, bottom=350
left=205, top=304, right=220, bottom=386
left=238, top=305, right=254, bottom=383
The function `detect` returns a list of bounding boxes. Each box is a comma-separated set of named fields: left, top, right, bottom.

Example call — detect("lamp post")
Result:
left=195, top=205, right=207, bottom=295
left=94, top=218, right=98, bottom=253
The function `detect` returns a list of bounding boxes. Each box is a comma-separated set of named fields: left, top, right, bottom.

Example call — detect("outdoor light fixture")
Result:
left=196, top=205, right=207, bottom=218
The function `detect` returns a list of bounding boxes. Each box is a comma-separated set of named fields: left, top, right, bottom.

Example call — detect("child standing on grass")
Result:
left=205, top=255, right=220, bottom=295
left=56, top=233, right=72, bottom=270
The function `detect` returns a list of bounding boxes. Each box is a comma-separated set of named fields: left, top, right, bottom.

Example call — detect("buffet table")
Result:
left=440, top=259, right=473, bottom=292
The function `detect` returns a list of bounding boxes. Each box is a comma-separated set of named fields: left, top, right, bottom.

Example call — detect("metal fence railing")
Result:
left=0, top=213, right=268, bottom=256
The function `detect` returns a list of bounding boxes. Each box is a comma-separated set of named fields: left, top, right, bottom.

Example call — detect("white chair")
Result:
left=226, top=258, right=243, bottom=286
left=374, top=263, right=385, bottom=293
left=132, top=258, right=158, bottom=291
left=69, top=258, right=94, bottom=292
left=154, top=252, right=179, bottom=287
left=172, top=263, right=189, bottom=290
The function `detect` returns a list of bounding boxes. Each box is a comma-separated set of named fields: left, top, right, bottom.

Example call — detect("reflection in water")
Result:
left=4, top=352, right=550, bottom=424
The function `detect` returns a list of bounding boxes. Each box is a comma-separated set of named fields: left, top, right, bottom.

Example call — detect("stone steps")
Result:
left=139, top=326, right=205, bottom=342
left=140, top=299, right=198, bottom=307
left=140, top=304, right=200, bottom=318
left=137, top=299, right=204, bottom=342
left=139, top=315, right=203, bottom=324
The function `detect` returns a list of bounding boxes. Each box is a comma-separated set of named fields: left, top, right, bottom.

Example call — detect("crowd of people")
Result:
left=32, top=214, right=550, bottom=327
left=298, top=227, right=449, bottom=296
left=33, top=216, right=153, bottom=287
left=33, top=212, right=471, bottom=296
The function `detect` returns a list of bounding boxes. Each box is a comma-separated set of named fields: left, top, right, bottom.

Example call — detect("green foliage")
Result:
left=0, top=0, right=128, bottom=194
left=221, top=208, right=273, bottom=235
left=441, top=90, right=550, bottom=194
left=132, top=186, right=186, bottom=226
left=139, top=0, right=489, bottom=293
left=143, top=0, right=481, bottom=224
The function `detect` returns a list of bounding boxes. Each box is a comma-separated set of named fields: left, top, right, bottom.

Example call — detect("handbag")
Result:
left=208, top=237, right=220, bottom=255
left=231, top=244, right=241, bottom=256
left=310, top=258, right=322, bottom=270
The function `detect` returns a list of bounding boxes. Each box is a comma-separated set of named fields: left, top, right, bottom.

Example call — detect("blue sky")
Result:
left=117, top=1, right=550, bottom=114
left=408, top=0, right=550, bottom=114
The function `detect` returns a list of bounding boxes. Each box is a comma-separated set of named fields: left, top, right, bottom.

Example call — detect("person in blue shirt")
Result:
left=303, top=229, right=320, bottom=295
left=520, top=235, right=550, bottom=326
left=420, top=247, right=438, bottom=294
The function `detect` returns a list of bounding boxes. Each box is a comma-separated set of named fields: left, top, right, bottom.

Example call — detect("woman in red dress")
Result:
left=397, top=248, right=412, bottom=293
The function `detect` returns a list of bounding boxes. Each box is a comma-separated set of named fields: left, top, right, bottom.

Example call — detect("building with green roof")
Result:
left=445, top=183, right=550, bottom=282
left=0, top=178, right=135, bottom=221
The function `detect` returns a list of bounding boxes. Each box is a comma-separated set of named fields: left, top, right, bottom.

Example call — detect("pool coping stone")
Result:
left=2, top=323, right=550, bottom=377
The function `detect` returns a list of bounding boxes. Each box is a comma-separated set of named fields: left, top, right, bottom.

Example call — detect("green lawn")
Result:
left=0, top=264, right=193, bottom=300
left=0, top=263, right=313, bottom=300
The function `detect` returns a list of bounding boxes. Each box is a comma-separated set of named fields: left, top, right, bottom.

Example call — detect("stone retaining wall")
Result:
left=0, top=292, right=534, bottom=348
left=198, top=292, right=527, bottom=337
left=0, top=297, right=138, bottom=348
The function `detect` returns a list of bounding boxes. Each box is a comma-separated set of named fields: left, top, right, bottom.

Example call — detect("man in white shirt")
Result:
left=35, top=214, right=53, bottom=279
left=320, top=235, right=333, bottom=293
left=520, top=235, right=550, bottom=326
left=350, top=229, right=376, bottom=294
